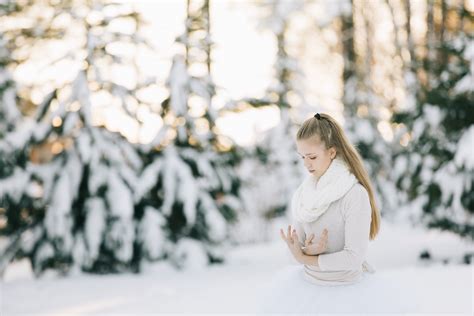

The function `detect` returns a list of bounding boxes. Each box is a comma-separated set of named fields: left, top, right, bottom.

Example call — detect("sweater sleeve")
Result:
left=317, top=184, right=372, bottom=271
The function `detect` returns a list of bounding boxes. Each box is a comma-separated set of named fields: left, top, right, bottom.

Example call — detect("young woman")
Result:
left=259, top=113, right=418, bottom=313
left=280, top=112, right=380, bottom=286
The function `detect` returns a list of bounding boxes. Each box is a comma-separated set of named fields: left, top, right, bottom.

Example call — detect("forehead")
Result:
left=296, top=137, right=325, bottom=155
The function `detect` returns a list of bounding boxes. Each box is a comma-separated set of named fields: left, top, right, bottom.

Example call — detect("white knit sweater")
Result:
left=292, top=182, right=376, bottom=286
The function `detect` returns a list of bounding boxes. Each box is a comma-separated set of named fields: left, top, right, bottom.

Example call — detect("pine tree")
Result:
left=229, top=0, right=308, bottom=244
left=0, top=0, right=44, bottom=276
left=0, top=0, right=153, bottom=275
left=257, top=0, right=307, bottom=217
left=0, top=36, right=20, bottom=136
left=339, top=0, right=399, bottom=216
left=135, top=0, right=242, bottom=269
left=392, top=1, right=474, bottom=240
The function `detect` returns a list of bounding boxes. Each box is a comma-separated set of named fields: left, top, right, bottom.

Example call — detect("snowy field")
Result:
left=1, top=219, right=473, bottom=315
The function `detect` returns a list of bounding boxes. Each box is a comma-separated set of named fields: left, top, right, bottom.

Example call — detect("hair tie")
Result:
left=314, top=113, right=321, bottom=120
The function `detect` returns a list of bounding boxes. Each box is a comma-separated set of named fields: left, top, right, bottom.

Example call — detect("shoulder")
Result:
left=343, top=182, right=369, bottom=201
left=341, top=183, right=371, bottom=216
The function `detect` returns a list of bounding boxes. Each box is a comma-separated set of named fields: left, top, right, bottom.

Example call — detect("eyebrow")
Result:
left=297, top=152, right=317, bottom=156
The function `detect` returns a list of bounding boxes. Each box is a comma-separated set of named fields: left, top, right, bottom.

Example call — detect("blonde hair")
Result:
left=296, top=113, right=381, bottom=240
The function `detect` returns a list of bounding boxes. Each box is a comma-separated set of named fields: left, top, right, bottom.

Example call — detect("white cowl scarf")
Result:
left=292, top=157, right=358, bottom=223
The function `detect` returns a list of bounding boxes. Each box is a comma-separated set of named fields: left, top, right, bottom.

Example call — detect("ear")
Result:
left=329, top=147, right=337, bottom=159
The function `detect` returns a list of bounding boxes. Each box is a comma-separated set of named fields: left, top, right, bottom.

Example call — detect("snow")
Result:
left=137, top=206, right=166, bottom=260
left=62, top=112, right=79, bottom=135
left=44, top=152, right=84, bottom=255
left=0, top=167, right=30, bottom=202
left=172, top=237, right=208, bottom=270
left=104, top=167, right=136, bottom=262
left=83, top=198, right=107, bottom=265
left=354, top=119, right=375, bottom=143
left=423, top=103, right=443, bottom=128
left=105, top=220, right=134, bottom=263
left=160, top=148, right=179, bottom=217
left=1, top=1, right=472, bottom=314
left=201, top=193, right=227, bottom=242
left=454, top=38, right=474, bottom=93
left=455, top=125, right=474, bottom=170
left=167, top=55, right=189, bottom=117
left=176, top=159, right=198, bottom=226
left=87, top=162, right=108, bottom=195
left=106, top=170, right=134, bottom=219
left=431, top=159, right=472, bottom=225
left=214, top=164, right=232, bottom=192
left=134, top=159, right=162, bottom=202
left=32, top=242, right=54, bottom=273
left=77, top=133, right=92, bottom=163
left=2, top=220, right=473, bottom=314
left=0, top=41, right=20, bottom=127
left=0, top=119, right=35, bottom=153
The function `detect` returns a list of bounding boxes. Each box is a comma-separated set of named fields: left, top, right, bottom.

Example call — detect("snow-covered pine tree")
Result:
left=229, top=0, right=308, bottom=244
left=257, top=0, right=307, bottom=216
left=0, top=26, right=19, bottom=136
left=0, top=3, right=18, bottom=179
left=135, top=0, right=242, bottom=269
left=392, top=1, right=474, bottom=241
left=0, top=0, right=154, bottom=275
left=0, top=0, right=45, bottom=276
left=338, top=0, right=399, bottom=216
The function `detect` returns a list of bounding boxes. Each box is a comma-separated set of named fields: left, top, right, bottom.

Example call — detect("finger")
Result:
left=322, top=240, right=328, bottom=250
left=309, top=233, right=315, bottom=243
left=293, top=229, right=298, bottom=240
left=290, top=229, right=297, bottom=243
left=287, top=226, right=293, bottom=243
left=280, top=228, right=286, bottom=241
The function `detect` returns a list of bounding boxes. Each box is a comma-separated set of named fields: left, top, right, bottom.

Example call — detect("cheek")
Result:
left=314, top=157, right=329, bottom=169
left=322, top=157, right=332, bottom=168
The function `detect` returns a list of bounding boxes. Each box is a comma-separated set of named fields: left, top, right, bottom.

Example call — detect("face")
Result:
left=296, top=136, right=337, bottom=180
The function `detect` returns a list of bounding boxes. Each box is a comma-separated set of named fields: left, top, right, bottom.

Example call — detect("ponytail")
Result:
left=296, top=113, right=381, bottom=240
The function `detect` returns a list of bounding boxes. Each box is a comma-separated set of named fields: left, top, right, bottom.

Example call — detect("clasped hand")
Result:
left=280, top=225, right=329, bottom=263
left=302, top=228, right=328, bottom=255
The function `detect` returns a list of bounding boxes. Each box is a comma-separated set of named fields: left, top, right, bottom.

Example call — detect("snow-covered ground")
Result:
left=1, top=219, right=473, bottom=315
